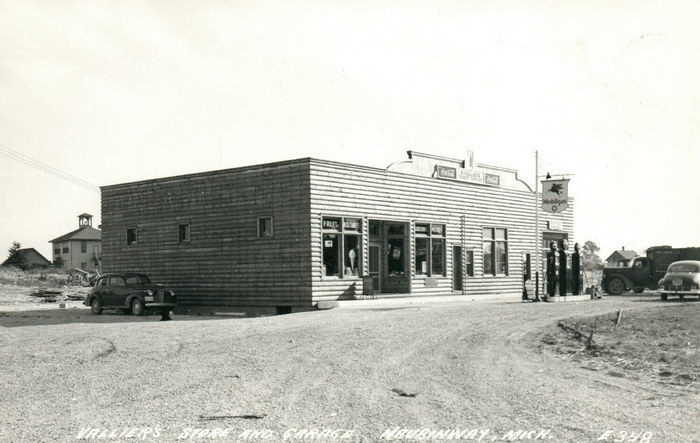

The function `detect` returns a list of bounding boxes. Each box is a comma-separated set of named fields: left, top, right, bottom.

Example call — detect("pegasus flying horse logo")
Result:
left=548, top=183, right=564, bottom=196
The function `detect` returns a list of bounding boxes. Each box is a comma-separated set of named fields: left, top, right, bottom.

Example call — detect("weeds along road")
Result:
left=0, top=297, right=698, bottom=442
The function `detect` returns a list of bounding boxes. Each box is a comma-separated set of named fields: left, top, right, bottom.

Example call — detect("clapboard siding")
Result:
left=101, top=160, right=313, bottom=307
left=309, top=160, right=574, bottom=301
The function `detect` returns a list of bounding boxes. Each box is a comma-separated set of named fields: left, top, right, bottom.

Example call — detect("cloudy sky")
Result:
left=1, top=0, right=698, bottom=263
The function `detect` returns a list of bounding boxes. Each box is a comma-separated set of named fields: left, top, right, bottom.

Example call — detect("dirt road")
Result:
left=1, top=296, right=698, bottom=442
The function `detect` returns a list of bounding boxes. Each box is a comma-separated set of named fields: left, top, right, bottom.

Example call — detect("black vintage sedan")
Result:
left=657, top=261, right=700, bottom=301
left=84, top=273, right=177, bottom=316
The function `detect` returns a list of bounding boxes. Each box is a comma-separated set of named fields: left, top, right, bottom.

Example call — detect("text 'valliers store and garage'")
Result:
left=100, top=151, right=574, bottom=314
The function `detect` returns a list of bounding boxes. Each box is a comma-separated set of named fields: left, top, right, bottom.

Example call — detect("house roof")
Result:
left=49, top=225, right=102, bottom=243
left=2, top=248, right=51, bottom=267
left=605, top=249, right=638, bottom=262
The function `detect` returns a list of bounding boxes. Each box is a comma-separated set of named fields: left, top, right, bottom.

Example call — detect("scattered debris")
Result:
left=615, top=310, right=623, bottom=326
left=391, top=388, right=417, bottom=398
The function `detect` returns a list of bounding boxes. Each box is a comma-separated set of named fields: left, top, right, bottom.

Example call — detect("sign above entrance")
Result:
left=547, top=220, right=564, bottom=231
left=435, top=165, right=500, bottom=187
left=541, top=179, right=570, bottom=213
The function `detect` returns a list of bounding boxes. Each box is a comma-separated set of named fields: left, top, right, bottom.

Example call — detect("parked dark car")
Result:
left=657, top=261, right=700, bottom=300
left=84, top=273, right=176, bottom=316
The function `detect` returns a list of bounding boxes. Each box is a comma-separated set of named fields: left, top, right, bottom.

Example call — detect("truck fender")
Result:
left=604, top=273, right=634, bottom=291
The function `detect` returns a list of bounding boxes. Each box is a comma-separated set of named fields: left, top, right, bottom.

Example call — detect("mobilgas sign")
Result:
left=435, top=165, right=500, bottom=187
left=541, top=179, right=569, bottom=213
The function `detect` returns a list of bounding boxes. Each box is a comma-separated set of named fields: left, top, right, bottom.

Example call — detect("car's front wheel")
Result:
left=90, top=298, right=102, bottom=315
left=660, top=293, right=668, bottom=301
left=607, top=278, right=625, bottom=295
left=131, top=298, right=145, bottom=316
left=633, top=287, right=644, bottom=294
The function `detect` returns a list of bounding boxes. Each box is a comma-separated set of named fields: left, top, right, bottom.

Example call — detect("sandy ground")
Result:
left=1, top=287, right=698, bottom=443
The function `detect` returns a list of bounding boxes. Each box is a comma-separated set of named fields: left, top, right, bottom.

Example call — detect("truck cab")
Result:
left=602, top=256, right=650, bottom=295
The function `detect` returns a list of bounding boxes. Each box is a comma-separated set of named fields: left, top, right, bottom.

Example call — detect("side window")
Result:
left=125, top=276, right=140, bottom=285
left=99, top=278, right=108, bottom=287
left=178, top=223, right=191, bottom=243
left=109, top=276, right=126, bottom=287
left=258, top=217, right=273, bottom=238
left=126, top=228, right=137, bottom=245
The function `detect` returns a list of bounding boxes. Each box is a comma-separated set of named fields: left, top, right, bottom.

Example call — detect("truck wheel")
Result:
left=660, top=293, right=668, bottom=301
left=90, top=298, right=102, bottom=315
left=131, top=299, right=145, bottom=316
left=633, top=287, right=644, bottom=294
left=607, top=278, right=625, bottom=295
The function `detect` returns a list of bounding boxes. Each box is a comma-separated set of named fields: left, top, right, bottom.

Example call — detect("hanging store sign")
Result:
left=435, top=165, right=500, bottom=187
left=541, top=179, right=570, bottom=213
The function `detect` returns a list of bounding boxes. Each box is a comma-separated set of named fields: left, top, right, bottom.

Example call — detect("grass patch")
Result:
left=540, top=305, right=700, bottom=386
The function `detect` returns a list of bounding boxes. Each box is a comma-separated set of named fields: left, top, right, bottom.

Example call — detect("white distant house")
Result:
left=49, top=213, right=102, bottom=270
left=605, top=247, right=638, bottom=268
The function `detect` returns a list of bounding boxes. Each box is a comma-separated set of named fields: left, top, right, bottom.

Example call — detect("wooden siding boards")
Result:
left=308, top=159, right=574, bottom=301
left=101, top=160, right=313, bottom=308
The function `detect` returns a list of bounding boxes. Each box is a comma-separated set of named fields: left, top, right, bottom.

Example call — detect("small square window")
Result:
left=178, top=224, right=191, bottom=243
left=126, top=228, right=138, bottom=245
left=258, top=217, right=273, bottom=238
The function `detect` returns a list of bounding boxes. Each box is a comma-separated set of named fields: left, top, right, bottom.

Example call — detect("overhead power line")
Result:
left=0, top=143, right=100, bottom=193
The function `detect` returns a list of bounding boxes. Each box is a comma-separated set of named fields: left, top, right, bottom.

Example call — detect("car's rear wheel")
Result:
left=607, top=278, right=625, bottom=295
left=131, top=298, right=145, bottom=316
left=633, top=287, right=644, bottom=294
left=90, top=298, right=102, bottom=315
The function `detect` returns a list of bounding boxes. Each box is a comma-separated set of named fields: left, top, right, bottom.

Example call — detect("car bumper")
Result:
left=658, top=288, right=700, bottom=295
left=145, top=303, right=177, bottom=309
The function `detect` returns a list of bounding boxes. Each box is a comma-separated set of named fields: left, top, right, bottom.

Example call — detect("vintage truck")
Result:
left=602, top=246, right=700, bottom=295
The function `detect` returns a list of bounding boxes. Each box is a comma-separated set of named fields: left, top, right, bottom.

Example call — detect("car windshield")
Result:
left=667, top=264, right=699, bottom=273
left=125, top=275, right=151, bottom=285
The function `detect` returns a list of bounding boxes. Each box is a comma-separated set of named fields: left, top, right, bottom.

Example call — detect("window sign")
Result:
left=322, top=218, right=341, bottom=230
left=344, top=218, right=361, bottom=231
left=415, top=224, right=429, bottom=235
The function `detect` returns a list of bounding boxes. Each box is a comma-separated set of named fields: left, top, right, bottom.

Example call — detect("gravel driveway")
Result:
left=0, top=295, right=697, bottom=442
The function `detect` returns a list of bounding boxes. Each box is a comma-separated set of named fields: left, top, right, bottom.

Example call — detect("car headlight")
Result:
left=169, top=290, right=175, bottom=296
left=146, top=290, right=154, bottom=296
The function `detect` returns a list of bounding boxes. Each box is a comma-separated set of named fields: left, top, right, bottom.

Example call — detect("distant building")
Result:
left=605, top=247, right=638, bottom=267
left=1, top=248, right=51, bottom=269
left=49, top=213, right=102, bottom=270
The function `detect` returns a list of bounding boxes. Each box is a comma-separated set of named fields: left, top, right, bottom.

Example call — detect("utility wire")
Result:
left=0, top=143, right=100, bottom=193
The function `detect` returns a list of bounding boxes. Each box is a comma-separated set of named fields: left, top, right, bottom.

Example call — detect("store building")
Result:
left=101, top=152, right=574, bottom=313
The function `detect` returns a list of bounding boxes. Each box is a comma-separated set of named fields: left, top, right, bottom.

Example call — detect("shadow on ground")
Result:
left=0, top=308, right=238, bottom=328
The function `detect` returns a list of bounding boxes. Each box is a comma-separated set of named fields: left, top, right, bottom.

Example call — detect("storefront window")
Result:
left=483, top=227, right=508, bottom=276
left=415, top=237, right=429, bottom=274
left=344, top=234, right=360, bottom=276
left=431, top=238, right=444, bottom=275
left=322, top=216, right=363, bottom=278
left=415, top=223, right=446, bottom=276
left=323, top=234, right=339, bottom=276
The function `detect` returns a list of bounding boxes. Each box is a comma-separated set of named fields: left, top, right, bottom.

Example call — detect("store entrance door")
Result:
left=369, top=244, right=381, bottom=294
